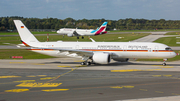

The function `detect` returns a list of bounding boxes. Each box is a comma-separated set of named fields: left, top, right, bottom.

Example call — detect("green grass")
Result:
left=154, top=36, right=180, bottom=46
left=0, top=49, right=55, bottom=59
left=110, top=29, right=180, bottom=32
left=137, top=50, right=180, bottom=62
left=0, top=33, right=150, bottom=45
left=165, top=32, right=180, bottom=35
left=0, top=32, right=56, bottom=35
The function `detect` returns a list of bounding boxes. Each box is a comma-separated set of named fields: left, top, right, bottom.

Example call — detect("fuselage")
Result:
left=28, top=41, right=176, bottom=59
left=57, top=28, right=106, bottom=36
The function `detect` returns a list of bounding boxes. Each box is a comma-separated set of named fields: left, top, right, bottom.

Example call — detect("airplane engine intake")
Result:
left=92, top=53, right=111, bottom=64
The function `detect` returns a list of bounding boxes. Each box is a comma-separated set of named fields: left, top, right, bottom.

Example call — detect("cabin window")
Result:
left=165, top=47, right=172, bottom=50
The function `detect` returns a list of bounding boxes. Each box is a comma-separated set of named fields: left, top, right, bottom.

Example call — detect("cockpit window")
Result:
left=165, top=47, right=172, bottom=50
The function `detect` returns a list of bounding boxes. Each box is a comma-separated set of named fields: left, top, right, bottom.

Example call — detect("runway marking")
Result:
left=172, top=93, right=180, bottom=95
left=33, top=63, right=45, bottom=65
left=152, top=75, right=162, bottom=77
left=5, top=89, right=29, bottom=93
left=139, top=89, right=148, bottom=91
left=160, top=66, right=174, bottom=68
left=74, top=60, right=84, bottom=62
left=153, top=65, right=174, bottom=68
left=16, top=83, right=62, bottom=87
left=37, top=75, right=47, bottom=77
left=123, top=86, right=134, bottom=88
left=9, top=62, right=25, bottom=64
left=110, top=86, right=134, bottom=89
left=0, top=76, right=21, bottom=78
left=58, top=65, right=71, bottom=67
left=111, top=69, right=162, bottom=72
left=42, top=89, right=69, bottom=92
left=75, top=65, right=87, bottom=67
left=14, top=80, right=35, bottom=83
left=110, top=86, right=123, bottom=89
left=163, top=75, right=172, bottom=77
left=169, top=77, right=179, bottom=79
left=40, top=77, right=56, bottom=80
left=155, top=91, right=164, bottom=93
left=152, top=75, right=172, bottom=77
left=26, top=75, right=36, bottom=77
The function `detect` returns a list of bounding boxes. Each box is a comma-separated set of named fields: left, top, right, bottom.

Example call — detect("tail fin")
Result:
left=13, top=20, right=39, bottom=46
left=91, top=22, right=108, bottom=35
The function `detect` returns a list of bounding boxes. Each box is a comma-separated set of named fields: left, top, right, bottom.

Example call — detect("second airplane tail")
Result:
left=14, top=20, right=39, bottom=47
left=92, top=22, right=108, bottom=35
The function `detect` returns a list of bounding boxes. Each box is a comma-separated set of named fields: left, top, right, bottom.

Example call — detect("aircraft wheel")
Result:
left=77, top=37, right=79, bottom=39
left=82, top=36, right=84, bottom=39
left=86, top=62, right=91, bottom=65
left=81, top=62, right=85, bottom=65
left=162, top=63, right=166, bottom=66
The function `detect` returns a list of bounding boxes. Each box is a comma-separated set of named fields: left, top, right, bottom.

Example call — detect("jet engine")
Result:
left=113, top=58, right=129, bottom=62
left=92, top=53, right=111, bottom=64
left=67, top=33, right=73, bottom=37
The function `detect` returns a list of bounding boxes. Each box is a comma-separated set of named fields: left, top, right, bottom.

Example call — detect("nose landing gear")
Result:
left=162, top=59, right=167, bottom=66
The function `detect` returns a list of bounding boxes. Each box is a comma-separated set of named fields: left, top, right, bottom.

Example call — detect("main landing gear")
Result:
left=81, top=61, right=92, bottom=66
left=162, top=59, right=167, bottom=66
left=77, top=36, right=84, bottom=39
left=81, top=59, right=93, bottom=66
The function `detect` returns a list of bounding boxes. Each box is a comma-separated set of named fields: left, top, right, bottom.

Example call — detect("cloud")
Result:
left=46, top=0, right=49, bottom=3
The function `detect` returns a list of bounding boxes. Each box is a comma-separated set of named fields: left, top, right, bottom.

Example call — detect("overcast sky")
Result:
left=1, top=0, right=180, bottom=20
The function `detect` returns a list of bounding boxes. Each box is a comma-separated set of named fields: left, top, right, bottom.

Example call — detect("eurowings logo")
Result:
left=95, top=26, right=107, bottom=35
left=90, top=22, right=107, bottom=34
left=102, top=22, right=107, bottom=26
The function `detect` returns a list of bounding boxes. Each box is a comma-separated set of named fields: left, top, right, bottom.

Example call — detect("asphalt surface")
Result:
left=0, top=59, right=180, bottom=101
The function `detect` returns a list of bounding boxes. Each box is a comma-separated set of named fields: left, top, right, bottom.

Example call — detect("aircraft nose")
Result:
left=57, top=29, right=60, bottom=33
left=172, top=51, right=177, bottom=57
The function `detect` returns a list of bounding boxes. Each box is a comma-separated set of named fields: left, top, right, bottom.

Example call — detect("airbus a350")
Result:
left=14, top=20, right=176, bottom=66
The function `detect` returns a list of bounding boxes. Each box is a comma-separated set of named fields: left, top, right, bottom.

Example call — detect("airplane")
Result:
left=56, top=22, right=108, bottom=39
left=14, top=20, right=176, bottom=66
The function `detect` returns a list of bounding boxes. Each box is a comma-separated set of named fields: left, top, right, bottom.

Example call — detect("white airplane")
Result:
left=14, top=20, right=176, bottom=66
left=56, top=22, right=108, bottom=39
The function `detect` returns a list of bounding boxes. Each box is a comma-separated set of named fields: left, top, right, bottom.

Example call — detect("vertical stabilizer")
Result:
left=94, top=22, right=108, bottom=35
left=13, top=20, right=39, bottom=44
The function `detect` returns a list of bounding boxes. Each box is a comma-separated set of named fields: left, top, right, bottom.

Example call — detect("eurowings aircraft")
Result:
left=14, top=20, right=176, bottom=66
left=56, top=22, right=108, bottom=39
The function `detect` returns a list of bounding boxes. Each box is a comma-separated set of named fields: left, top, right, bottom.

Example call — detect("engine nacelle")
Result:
left=92, top=53, right=111, bottom=64
left=67, top=33, right=73, bottom=37
left=113, top=58, right=129, bottom=62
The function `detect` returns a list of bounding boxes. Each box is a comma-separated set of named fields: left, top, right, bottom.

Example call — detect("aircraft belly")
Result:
left=112, top=52, right=174, bottom=59
left=31, top=50, right=81, bottom=58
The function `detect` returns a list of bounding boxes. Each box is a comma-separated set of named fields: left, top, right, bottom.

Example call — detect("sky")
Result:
left=1, top=0, right=180, bottom=20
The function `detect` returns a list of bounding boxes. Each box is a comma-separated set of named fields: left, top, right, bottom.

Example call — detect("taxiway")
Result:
left=0, top=58, right=180, bottom=101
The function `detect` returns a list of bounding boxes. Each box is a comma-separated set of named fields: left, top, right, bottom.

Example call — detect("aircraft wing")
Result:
left=35, top=47, right=94, bottom=59
left=73, top=31, right=81, bottom=36
left=60, top=48, right=93, bottom=57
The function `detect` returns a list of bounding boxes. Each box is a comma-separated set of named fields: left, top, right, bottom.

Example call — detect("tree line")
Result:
left=0, top=16, right=180, bottom=31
